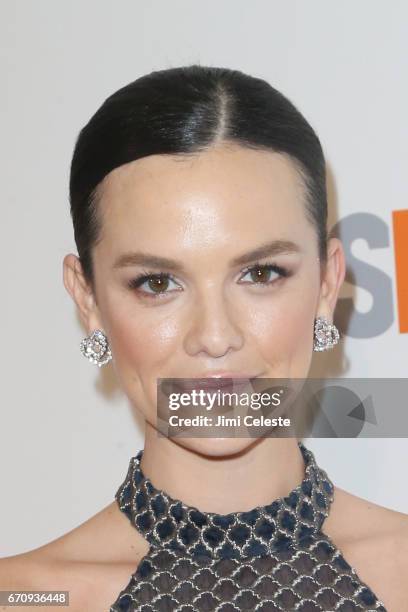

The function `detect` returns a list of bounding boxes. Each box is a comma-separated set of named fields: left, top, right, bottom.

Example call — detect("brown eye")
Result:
left=240, top=263, right=287, bottom=285
left=146, top=276, right=170, bottom=293
left=249, top=266, right=275, bottom=283
left=127, top=273, right=180, bottom=298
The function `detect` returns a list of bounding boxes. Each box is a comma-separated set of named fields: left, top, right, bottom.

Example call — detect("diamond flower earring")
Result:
left=313, top=316, right=340, bottom=351
left=80, top=329, right=112, bottom=367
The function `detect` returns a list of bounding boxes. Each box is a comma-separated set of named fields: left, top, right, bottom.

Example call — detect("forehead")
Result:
left=95, top=144, right=309, bottom=252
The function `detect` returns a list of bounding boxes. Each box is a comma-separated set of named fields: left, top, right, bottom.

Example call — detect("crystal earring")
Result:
left=313, top=315, right=340, bottom=351
left=80, top=329, right=112, bottom=367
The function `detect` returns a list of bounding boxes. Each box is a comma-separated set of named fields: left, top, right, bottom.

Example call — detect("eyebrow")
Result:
left=113, top=240, right=301, bottom=272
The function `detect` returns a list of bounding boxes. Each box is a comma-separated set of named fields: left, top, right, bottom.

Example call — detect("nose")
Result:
left=183, top=291, right=244, bottom=358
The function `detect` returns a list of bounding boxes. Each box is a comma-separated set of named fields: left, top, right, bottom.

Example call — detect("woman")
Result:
left=1, top=64, right=407, bottom=611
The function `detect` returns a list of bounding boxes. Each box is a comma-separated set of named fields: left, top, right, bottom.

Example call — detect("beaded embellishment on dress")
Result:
left=110, top=442, right=387, bottom=611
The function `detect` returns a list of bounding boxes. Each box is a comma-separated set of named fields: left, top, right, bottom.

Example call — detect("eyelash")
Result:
left=126, top=261, right=291, bottom=299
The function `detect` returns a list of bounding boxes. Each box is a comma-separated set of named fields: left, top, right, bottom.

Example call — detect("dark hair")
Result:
left=69, top=64, right=327, bottom=292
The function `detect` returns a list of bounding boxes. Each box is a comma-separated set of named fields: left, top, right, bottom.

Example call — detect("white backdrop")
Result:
left=1, top=0, right=407, bottom=557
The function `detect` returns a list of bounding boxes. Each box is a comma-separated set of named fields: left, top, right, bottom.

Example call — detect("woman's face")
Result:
left=64, top=142, right=345, bottom=455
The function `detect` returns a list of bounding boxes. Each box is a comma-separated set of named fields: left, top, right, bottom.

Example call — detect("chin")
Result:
left=170, top=436, right=259, bottom=458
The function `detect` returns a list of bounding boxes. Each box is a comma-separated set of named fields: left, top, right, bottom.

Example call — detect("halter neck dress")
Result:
left=109, top=441, right=387, bottom=611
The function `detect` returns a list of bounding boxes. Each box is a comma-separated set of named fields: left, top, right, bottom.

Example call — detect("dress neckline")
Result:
left=115, top=441, right=334, bottom=560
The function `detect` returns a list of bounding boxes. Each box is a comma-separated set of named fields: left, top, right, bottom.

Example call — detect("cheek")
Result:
left=249, top=278, right=318, bottom=372
left=104, top=306, right=181, bottom=418
left=109, top=318, right=176, bottom=369
left=102, top=289, right=180, bottom=372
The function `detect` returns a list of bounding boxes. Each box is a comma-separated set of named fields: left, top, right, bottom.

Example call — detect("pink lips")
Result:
left=174, top=373, right=258, bottom=392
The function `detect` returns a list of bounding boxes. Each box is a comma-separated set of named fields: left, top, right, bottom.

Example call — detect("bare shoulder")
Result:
left=323, top=485, right=408, bottom=610
left=327, top=484, right=408, bottom=546
left=0, top=501, right=149, bottom=612
left=0, top=548, right=83, bottom=612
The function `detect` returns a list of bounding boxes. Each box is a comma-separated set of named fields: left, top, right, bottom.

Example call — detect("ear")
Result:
left=316, top=237, right=346, bottom=319
left=62, top=253, right=104, bottom=334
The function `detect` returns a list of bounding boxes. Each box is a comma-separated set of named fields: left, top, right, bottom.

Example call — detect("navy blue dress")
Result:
left=110, top=441, right=387, bottom=611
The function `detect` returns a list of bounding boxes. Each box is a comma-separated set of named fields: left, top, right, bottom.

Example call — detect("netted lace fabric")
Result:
left=110, top=442, right=387, bottom=611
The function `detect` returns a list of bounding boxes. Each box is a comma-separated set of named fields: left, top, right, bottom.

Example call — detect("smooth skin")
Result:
left=1, top=143, right=407, bottom=610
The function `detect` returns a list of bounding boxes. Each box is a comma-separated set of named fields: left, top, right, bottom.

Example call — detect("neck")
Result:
left=140, top=424, right=306, bottom=514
